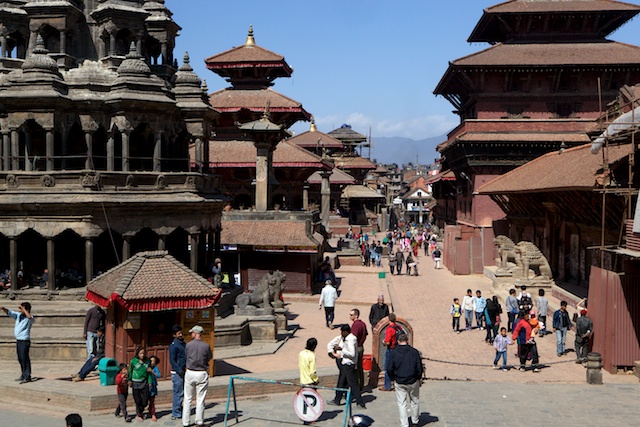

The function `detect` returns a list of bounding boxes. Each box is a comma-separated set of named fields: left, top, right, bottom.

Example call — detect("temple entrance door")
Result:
left=55, top=229, right=85, bottom=288
left=16, top=229, right=46, bottom=288
left=131, top=228, right=159, bottom=256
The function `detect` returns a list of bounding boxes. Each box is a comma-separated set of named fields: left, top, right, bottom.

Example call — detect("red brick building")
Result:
left=432, top=0, right=640, bottom=274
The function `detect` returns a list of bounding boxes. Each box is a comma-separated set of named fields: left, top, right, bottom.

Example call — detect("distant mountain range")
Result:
left=367, top=134, right=446, bottom=166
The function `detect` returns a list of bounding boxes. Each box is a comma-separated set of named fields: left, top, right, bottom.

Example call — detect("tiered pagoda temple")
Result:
left=433, top=0, right=640, bottom=274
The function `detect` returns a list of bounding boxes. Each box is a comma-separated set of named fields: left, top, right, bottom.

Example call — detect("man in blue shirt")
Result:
left=169, top=324, right=186, bottom=420
left=473, top=290, right=486, bottom=330
left=1, top=302, right=35, bottom=383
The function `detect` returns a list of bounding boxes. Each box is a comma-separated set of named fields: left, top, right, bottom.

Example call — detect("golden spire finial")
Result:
left=310, top=118, right=317, bottom=132
left=246, top=25, right=255, bottom=46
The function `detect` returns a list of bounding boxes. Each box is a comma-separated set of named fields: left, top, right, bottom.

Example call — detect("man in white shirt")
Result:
left=461, top=289, right=475, bottom=331
left=319, top=280, right=338, bottom=329
left=326, top=324, right=366, bottom=409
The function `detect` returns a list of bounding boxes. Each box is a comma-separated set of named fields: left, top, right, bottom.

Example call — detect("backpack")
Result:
left=389, top=323, right=405, bottom=349
left=519, top=295, right=533, bottom=312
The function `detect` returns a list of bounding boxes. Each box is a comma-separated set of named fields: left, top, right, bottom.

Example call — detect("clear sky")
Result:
left=168, top=0, right=640, bottom=141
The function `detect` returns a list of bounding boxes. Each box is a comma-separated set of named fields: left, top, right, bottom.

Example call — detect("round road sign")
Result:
left=294, top=387, right=324, bottom=422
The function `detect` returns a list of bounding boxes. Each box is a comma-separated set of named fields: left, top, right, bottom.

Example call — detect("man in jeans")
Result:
left=386, top=333, right=423, bottom=427
left=505, top=288, right=518, bottom=332
left=553, top=301, right=573, bottom=356
left=473, top=290, right=486, bottom=330
left=536, top=289, right=549, bottom=337
left=183, top=325, right=212, bottom=427
left=461, top=289, right=474, bottom=331
left=169, top=325, right=186, bottom=420
left=1, top=302, right=34, bottom=383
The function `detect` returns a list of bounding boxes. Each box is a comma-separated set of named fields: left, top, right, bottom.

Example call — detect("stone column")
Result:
left=106, top=132, right=114, bottom=171
left=28, top=31, right=37, bottom=55
left=157, top=235, right=166, bottom=251
left=45, top=129, right=54, bottom=171
left=190, top=233, right=199, bottom=272
left=122, top=236, right=131, bottom=260
left=59, top=30, right=66, bottom=54
left=161, top=42, right=167, bottom=65
left=255, top=143, right=270, bottom=212
left=303, top=183, right=309, bottom=210
left=194, top=137, right=203, bottom=172
left=121, top=130, right=129, bottom=172
left=1, top=36, right=6, bottom=58
left=9, top=238, right=17, bottom=291
left=24, top=133, right=32, bottom=171
left=11, top=129, right=18, bottom=170
left=85, top=238, right=93, bottom=284
left=153, top=131, right=162, bottom=172
left=85, top=131, right=93, bottom=170
left=320, top=170, right=333, bottom=229
left=136, top=36, right=142, bottom=56
left=47, top=238, right=55, bottom=290
left=1, top=131, right=8, bottom=171
left=109, top=33, right=116, bottom=55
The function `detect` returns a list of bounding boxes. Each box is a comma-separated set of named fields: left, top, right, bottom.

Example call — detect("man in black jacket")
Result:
left=368, top=295, right=390, bottom=330
left=386, top=333, right=423, bottom=427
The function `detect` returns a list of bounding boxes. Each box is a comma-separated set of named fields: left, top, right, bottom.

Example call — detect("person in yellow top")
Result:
left=450, top=298, right=462, bottom=333
left=299, top=338, right=319, bottom=386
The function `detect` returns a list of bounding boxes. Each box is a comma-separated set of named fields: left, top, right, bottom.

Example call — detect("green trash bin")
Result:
left=98, top=357, right=119, bottom=386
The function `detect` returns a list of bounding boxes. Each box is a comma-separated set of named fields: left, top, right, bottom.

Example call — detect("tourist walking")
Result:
left=299, top=338, right=319, bottom=386
left=553, top=301, right=573, bottom=356
left=319, top=280, right=338, bottom=329
left=462, top=289, right=474, bottom=331
left=512, top=311, right=541, bottom=372
left=388, top=251, right=396, bottom=275
left=326, top=325, right=366, bottom=409
left=128, top=347, right=152, bottom=422
left=83, top=304, right=105, bottom=360
left=350, top=308, right=368, bottom=388
left=433, top=246, right=442, bottom=269
left=369, top=295, right=390, bottom=330
left=450, top=298, right=461, bottom=333
left=1, top=302, right=34, bottom=383
left=492, top=327, right=512, bottom=370
left=381, top=313, right=402, bottom=391
left=395, top=250, right=404, bottom=275
left=505, top=288, right=518, bottom=332
left=536, top=289, right=549, bottom=337
left=183, top=325, right=212, bottom=427
left=386, top=333, right=423, bottom=427
left=575, top=309, right=593, bottom=363
left=169, top=325, right=186, bottom=420
left=473, top=290, right=486, bottom=330
left=114, top=363, right=129, bottom=421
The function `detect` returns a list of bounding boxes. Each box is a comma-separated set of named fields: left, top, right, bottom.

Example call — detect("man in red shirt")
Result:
left=380, top=313, right=401, bottom=391
left=512, top=311, right=540, bottom=372
left=350, top=308, right=368, bottom=388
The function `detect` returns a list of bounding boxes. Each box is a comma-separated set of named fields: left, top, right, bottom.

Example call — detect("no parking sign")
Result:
left=294, top=387, right=324, bottom=422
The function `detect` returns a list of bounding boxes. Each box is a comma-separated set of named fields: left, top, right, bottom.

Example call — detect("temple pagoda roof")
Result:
left=477, top=142, right=630, bottom=193
left=288, top=122, right=345, bottom=150
left=331, top=154, right=377, bottom=170
left=328, top=125, right=367, bottom=143
left=205, top=26, right=293, bottom=86
left=469, top=0, right=640, bottom=43
left=208, top=88, right=310, bottom=120
left=435, top=41, right=640, bottom=95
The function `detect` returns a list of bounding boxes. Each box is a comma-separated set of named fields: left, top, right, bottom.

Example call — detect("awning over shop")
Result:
left=86, top=251, right=221, bottom=312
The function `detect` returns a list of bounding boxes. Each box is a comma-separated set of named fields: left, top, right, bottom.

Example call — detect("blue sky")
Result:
left=168, top=0, right=640, bottom=140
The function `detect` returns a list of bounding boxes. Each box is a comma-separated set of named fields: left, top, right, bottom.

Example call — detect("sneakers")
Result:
left=456, top=330, right=461, bottom=334
left=519, top=367, right=526, bottom=372
left=493, top=365, right=499, bottom=370
left=533, top=368, right=541, bottom=373
left=326, top=399, right=342, bottom=406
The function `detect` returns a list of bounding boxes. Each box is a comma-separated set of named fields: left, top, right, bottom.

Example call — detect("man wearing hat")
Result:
left=211, top=258, right=223, bottom=288
left=575, top=309, right=593, bottom=364
left=182, top=325, right=212, bottom=427
left=319, top=279, right=338, bottom=329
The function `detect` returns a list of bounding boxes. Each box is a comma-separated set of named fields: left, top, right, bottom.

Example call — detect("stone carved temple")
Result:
left=0, top=0, right=224, bottom=291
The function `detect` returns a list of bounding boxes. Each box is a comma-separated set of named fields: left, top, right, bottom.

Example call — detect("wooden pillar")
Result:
left=46, top=129, right=54, bottom=171
left=9, top=238, right=17, bottom=291
left=85, top=238, right=93, bottom=284
left=47, top=237, right=55, bottom=290
left=190, top=233, right=199, bottom=272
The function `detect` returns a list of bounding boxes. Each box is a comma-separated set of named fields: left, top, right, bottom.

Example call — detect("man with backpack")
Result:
left=380, top=313, right=403, bottom=391
left=575, top=309, right=593, bottom=363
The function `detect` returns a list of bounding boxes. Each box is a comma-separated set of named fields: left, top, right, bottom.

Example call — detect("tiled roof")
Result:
left=341, top=185, right=385, bottom=199
left=205, top=44, right=288, bottom=66
left=450, top=41, right=640, bottom=67
left=485, top=0, right=640, bottom=14
left=86, top=251, right=221, bottom=311
left=424, top=170, right=456, bottom=185
left=327, top=126, right=367, bottom=141
left=203, top=139, right=331, bottom=169
left=208, top=88, right=310, bottom=118
left=331, top=155, right=377, bottom=170
left=477, top=143, right=631, bottom=193
left=455, top=132, right=591, bottom=143
left=288, top=130, right=344, bottom=149
left=307, top=167, right=356, bottom=185
left=221, top=220, right=322, bottom=248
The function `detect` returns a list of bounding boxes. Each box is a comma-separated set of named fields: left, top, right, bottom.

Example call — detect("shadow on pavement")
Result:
left=419, top=411, right=439, bottom=425
left=213, top=360, right=251, bottom=376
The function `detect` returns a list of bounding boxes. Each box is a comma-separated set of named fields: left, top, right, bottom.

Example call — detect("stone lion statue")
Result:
left=235, top=270, right=286, bottom=310
left=493, top=235, right=519, bottom=271
left=514, top=241, right=552, bottom=280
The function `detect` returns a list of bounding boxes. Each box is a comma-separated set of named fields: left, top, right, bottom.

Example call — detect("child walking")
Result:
left=115, top=363, right=131, bottom=422
left=450, top=298, right=462, bottom=333
left=493, top=327, right=513, bottom=370
left=148, top=356, right=161, bottom=422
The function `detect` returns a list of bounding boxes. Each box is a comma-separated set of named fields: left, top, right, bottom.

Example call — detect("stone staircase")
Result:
left=0, top=300, right=90, bottom=361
